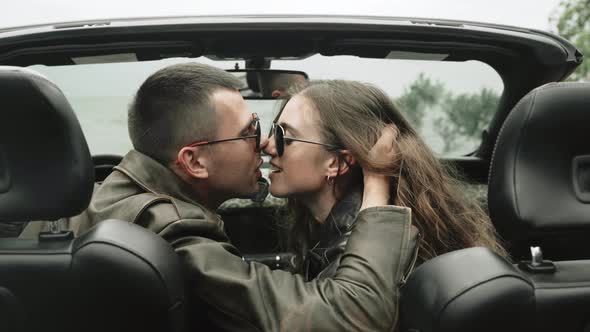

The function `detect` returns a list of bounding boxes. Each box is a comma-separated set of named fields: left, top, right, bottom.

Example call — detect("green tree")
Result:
left=551, top=0, right=590, bottom=81
left=396, top=73, right=444, bottom=129
left=396, top=73, right=499, bottom=155
left=434, top=88, right=499, bottom=154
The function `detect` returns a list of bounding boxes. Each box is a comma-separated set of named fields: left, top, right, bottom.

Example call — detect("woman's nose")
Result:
left=263, top=134, right=276, bottom=156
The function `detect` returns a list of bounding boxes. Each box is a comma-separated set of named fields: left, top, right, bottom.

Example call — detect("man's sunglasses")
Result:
left=185, top=113, right=261, bottom=151
left=270, top=122, right=341, bottom=157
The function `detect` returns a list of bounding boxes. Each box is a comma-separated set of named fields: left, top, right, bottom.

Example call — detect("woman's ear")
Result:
left=176, top=146, right=209, bottom=179
left=326, top=150, right=356, bottom=177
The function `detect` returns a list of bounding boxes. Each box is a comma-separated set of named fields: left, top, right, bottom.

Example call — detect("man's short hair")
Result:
left=128, top=63, right=242, bottom=164
left=258, top=72, right=299, bottom=97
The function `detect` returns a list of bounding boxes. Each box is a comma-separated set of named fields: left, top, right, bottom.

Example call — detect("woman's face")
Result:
left=263, top=95, right=336, bottom=198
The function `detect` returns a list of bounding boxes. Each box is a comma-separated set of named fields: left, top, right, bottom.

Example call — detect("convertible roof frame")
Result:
left=0, top=15, right=582, bottom=165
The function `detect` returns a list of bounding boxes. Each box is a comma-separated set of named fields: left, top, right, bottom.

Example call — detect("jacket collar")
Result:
left=312, top=184, right=363, bottom=246
left=114, top=149, right=205, bottom=207
left=304, top=185, right=363, bottom=279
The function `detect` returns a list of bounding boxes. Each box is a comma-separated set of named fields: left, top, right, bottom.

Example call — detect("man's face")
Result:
left=205, top=88, right=266, bottom=199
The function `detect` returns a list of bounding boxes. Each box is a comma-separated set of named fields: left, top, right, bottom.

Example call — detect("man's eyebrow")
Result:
left=278, top=122, right=300, bottom=136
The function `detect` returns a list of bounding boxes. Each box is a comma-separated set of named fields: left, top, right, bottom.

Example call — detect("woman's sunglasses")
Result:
left=185, top=113, right=261, bottom=151
left=270, top=122, right=341, bottom=156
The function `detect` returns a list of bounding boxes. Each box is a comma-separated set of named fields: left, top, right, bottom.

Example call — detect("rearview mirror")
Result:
left=227, top=69, right=308, bottom=99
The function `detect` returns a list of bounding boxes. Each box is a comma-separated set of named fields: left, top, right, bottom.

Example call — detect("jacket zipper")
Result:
left=399, top=231, right=421, bottom=287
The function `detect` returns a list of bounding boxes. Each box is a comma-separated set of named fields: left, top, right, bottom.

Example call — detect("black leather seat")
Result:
left=488, top=82, right=590, bottom=331
left=0, top=66, right=186, bottom=332
left=488, top=82, right=590, bottom=261
left=400, top=82, right=590, bottom=332
left=400, top=247, right=534, bottom=332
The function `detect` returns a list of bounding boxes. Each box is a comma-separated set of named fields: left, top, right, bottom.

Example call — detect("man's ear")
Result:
left=176, top=146, right=209, bottom=179
left=326, top=150, right=356, bottom=177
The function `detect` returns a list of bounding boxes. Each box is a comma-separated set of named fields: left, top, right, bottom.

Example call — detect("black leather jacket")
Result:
left=304, top=187, right=363, bottom=280
left=304, top=186, right=420, bottom=281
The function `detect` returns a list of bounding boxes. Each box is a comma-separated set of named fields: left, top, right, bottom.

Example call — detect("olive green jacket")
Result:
left=23, top=149, right=419, bottom=331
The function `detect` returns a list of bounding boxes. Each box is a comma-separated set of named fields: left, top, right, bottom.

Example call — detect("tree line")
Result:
left=396, top=0, right=588, bottom=154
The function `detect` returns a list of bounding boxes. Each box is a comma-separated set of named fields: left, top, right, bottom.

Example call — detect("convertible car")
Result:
left=0, top=15, right=588, bottom=332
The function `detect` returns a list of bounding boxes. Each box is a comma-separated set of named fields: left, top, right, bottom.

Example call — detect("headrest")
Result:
left=0, top=66, right=94, bottom=222
left=400, top=247, right=534, bottom=332
left=71, top=219, right=185, bottom=331
left=488, top=82, right=590, bottom=259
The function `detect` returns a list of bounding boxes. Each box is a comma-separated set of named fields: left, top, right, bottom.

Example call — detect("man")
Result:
left=28, top=63, right=417, bottom=331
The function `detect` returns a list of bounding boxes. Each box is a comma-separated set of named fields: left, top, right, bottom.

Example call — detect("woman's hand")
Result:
left=360, top=125, right=398, bottom=210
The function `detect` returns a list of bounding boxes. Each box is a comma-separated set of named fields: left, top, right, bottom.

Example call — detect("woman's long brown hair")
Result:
left=279, top=80, right=507, bottom=271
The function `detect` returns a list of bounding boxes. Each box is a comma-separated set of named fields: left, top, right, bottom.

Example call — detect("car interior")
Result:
left=0, top=17, right=588, bottom=331
left=0, top=67, right=186, bottom=332
left=401, top=82, right=590, bottom=332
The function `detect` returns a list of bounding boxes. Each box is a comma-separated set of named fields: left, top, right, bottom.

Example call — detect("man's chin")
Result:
left=233, top=184, right=263, bottom=199
left=269, top=187, right=287, bottom=198
left=221, top=178, right=269, bottom=201
left=233, top=191, right=258, bottom=199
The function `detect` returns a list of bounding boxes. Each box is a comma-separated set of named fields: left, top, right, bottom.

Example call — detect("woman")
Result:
left=264, top=79, right=507, bottom=280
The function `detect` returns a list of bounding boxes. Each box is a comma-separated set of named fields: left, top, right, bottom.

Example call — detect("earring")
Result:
left=326, top=175, right=335, bottom=185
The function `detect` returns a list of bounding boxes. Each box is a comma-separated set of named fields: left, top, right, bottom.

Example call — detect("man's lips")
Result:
left=255, top=159, right=264, bottom=177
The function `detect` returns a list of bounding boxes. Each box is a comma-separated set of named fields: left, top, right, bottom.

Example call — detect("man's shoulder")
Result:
left=97, top=169, right=225, bottom=240
left=89, top=152, right=228, bottom=241
left=144, top=194, right=220, bottom=224
left=143, top=197, right=227, bottom=242
left=99, top=171, right=218, bottom=221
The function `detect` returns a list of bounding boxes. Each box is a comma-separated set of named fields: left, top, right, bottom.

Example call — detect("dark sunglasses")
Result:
left=186, top=113, right=261, bottom=151
left=270, top=122, right=341, bottom=156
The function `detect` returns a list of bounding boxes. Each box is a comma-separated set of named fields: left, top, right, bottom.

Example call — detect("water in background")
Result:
left=70, top=94, right=462, bottom=159
left=35, top=55, right=501, bottom=157
left=70, top=96, right=132, bottom=155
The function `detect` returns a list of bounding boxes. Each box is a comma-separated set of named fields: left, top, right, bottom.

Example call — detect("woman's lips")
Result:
left=270, top=162, right=282, bottom=173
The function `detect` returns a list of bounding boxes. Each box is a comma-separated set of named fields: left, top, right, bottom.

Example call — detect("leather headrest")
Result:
left=488, top=82, right=590, bottom=259
left=400, top=247, right=534, bottom=332
left=0, top=66, right=94, bottom=222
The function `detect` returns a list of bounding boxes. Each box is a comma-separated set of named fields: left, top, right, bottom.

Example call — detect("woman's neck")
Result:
left=302, top=187, right=338, bottom=224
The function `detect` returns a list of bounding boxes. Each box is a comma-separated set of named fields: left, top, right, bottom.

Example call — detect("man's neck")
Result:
left=191, top=185, right=226, bottom=211
left=170, top=164, right=224, bottom=210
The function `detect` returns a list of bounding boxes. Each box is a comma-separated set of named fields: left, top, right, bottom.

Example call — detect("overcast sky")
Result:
left=4, top=0, right=567, bottom=155
left=2, top=0, right=563, bottom=31
left=20, top=0, right=567, bottom=100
